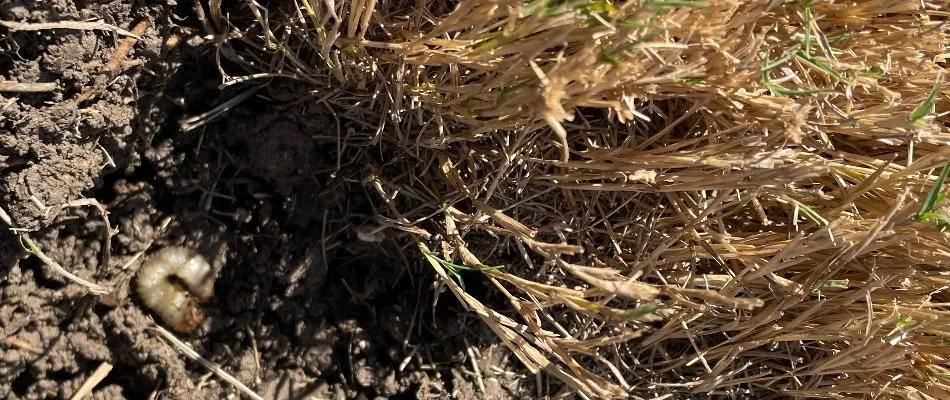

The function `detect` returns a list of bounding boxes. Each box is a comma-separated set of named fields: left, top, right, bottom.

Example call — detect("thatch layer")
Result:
left=225, top=0, right=950, bottom=397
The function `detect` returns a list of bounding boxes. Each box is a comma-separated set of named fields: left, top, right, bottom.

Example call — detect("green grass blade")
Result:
left=762, top=51, right=796, bottom=73
left=918, top=160, right=950, bottom=219
left=642, top=0, right=708, bottom=8
left=909, top=74, right=943, bottom=123
left=795, top=50, right=848, bottom=82
left=802, top=0, right=816, bottom=57
left=781, top=194, right=829, bottom=226
left=765, top=81, right=831, bottom=96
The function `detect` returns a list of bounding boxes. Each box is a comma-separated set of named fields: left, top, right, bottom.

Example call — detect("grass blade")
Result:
left=909, top=73, right=943, bottom=123
left=918, top=160, right=950, bottom=219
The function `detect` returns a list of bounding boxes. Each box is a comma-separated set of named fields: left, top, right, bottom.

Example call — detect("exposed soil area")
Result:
left=1, top=1, right=527, bottom=399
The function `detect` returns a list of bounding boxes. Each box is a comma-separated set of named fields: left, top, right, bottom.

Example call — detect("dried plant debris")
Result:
left=164, top=0, right=950, bottom=398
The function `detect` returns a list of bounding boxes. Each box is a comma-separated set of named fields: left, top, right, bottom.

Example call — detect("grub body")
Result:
left=136, top=246, right=215, bottom=333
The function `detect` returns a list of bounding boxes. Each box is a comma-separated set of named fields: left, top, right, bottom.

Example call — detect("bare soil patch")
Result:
left=1, top=1, right=525, bottom=398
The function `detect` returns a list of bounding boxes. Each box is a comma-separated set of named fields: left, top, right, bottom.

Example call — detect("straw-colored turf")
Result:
left=218, top=0, right=950, bottom=398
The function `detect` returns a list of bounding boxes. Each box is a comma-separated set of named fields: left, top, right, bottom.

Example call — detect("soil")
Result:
left=0, top=1, right=530, bottom=399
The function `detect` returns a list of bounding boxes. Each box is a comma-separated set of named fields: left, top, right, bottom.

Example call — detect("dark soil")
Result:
left=0, top=1, right=528, bottom=399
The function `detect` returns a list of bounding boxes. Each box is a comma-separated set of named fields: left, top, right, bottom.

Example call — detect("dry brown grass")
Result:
left=215, top=0, right=950, bottom=398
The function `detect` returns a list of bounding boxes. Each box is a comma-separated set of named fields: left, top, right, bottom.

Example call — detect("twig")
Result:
left=0, top=204, right=11, bottom=226
left=179, top=85, right=262, bottom=132
left=1, top=96, right=17, bottom=112
left=0, top=205, right=110, bottom=295
left=0, top=80, right=57, bottom=93
left=96, top=143, right=117, bottom=169
left=20, top=234, right=111, bottom=295
left=2, top=336, right=44, bottom=354
left=105, top=19, right=151, bottom=72
left=152, top=325, right=264, bottom=400
left=247, top=327, right=262, bottom=385
left=464, top=338, right=486, bottom=394
left=73, top=19, right=151, bottom=104
left=69, top=362, right=113, bottom=400
left=0, top=20, right=140, bottom=37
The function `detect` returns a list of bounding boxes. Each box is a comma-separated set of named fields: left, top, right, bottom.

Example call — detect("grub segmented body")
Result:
left=136, top=246, right=215, bottom=333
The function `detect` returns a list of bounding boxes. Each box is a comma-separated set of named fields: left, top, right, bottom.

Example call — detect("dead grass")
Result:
left=217, top=0, right=950, bottom=398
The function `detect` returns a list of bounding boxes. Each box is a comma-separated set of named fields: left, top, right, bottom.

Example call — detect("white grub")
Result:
left=136, top=246, right=215, bottom=333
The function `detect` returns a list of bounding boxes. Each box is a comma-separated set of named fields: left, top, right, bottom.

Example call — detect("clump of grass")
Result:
left=218, top=0, right=950, bottom=397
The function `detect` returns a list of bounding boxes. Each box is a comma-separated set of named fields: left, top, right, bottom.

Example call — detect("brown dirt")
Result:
left=0, top=1, right=528, bottom=399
